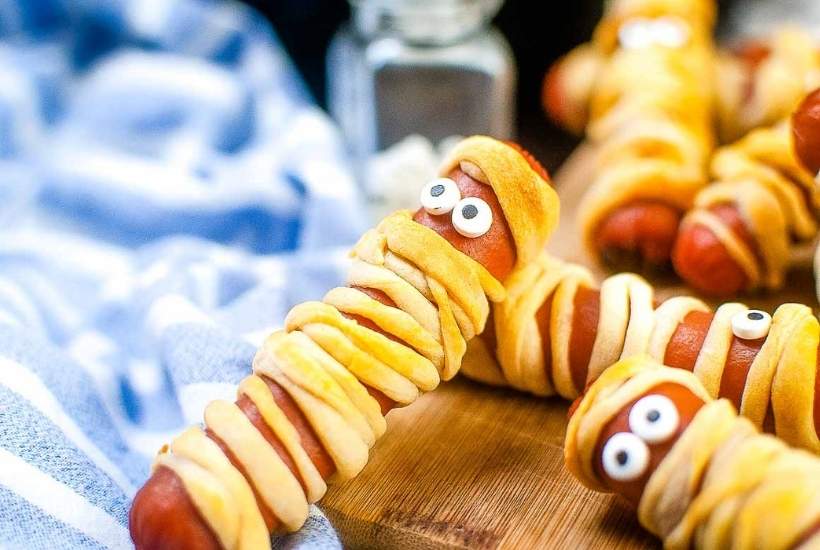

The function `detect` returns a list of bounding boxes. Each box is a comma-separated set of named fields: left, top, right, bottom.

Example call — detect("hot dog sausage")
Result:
left=593, top=202, right=682, bottom=271
left=566, top=355, right=820, bottom=549
left=671, top=204, right=758, bottom=296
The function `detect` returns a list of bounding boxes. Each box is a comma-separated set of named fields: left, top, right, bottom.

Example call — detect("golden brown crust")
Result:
left=439, top=136, right=559, bottom=269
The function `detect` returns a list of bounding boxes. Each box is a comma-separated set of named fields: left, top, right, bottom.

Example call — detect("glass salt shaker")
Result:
left=327, top=0, right=515, bottom=217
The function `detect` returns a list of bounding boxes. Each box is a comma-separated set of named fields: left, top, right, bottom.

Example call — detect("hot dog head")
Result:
left=565, top=355, right=820, bottom=548
left=413, top=136, right=559, bottom=277
left=565, top=355, right=711, bottom=499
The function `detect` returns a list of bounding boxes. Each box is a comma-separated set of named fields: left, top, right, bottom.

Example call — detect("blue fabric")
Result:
left=0, top=0, right=362, bottom=547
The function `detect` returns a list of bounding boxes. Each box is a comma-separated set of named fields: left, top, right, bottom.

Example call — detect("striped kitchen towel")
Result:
left=0, top=0, right=364, bottom=547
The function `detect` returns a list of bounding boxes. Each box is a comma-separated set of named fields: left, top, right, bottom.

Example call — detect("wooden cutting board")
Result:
left=319, top=145, right=818, bottom=549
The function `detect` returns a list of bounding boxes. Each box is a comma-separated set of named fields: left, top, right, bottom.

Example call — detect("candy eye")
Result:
left=618, top=18, right=655, bottom=50
left=628, top=394, right=679, bottom=444
left=420, top=177, right=461, bottom=215
left=601, top=432, right=649, bottom=482
left=651, top=17, right=690, bottom=48
left=451, top=197, right=493, bottom=238
left=731, top=309, right=772, bottom=340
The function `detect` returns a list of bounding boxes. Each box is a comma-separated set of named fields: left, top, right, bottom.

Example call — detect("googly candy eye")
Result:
left=618, top=18, right=655, bottom=50
left=628, top=394, right=680, bottom=444
left=420, top=177, right=461, bottom=215
left=451, top=197, right=493, bottom=238
left=651, top=17, right=690, bottom=48
left=731, top=309, right=772, bottom=340
left=601, top=432, right=650, bottom=482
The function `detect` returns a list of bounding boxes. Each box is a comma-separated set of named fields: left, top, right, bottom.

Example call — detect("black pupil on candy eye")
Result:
left=647, top=410, right=660, bottom=423
left=462, top=204, right=478, bottom=219
left=430, top=184, right=445, bottom=197
left=748, top=312, right=764, bottom=321
left=616, top=450, right=629, bottom=466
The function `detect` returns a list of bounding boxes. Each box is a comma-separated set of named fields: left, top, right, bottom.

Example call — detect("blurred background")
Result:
left=1, top=2, right=820, bottom=547
left=248, top=0, right=820, bottom=220
left=258, top=0, right=733, bottom=169
left=258, top=0, right=606, bottom=169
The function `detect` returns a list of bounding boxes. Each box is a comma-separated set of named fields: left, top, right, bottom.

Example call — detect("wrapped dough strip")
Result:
left=463, top=252, right=820, bottom=452
left=565, top=356, right=820, bottom=550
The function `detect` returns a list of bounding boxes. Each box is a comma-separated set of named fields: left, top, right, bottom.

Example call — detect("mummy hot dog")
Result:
left=565, top=356, right=820, bottom=549
left=572, top=0, right=717, bottom=272
left=128, top=136, right=559, bottom=550
left=672, top=86, right=820, bottom=296
left=462, top=253, right=820, bottom=452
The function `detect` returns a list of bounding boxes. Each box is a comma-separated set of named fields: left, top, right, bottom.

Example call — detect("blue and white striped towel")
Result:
left=0, top=0, right=365, bottom=547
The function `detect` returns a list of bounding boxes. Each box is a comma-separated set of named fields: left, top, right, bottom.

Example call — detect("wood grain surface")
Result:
left=319, top=145, right=818, bottom=549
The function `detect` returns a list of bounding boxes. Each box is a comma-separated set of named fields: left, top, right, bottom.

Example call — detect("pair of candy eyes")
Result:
left=601, top=394, right=680, bottom=482
left=420, top=178, right=494, bottom=238
left=601, top=311, right=772, bottom=482
left=618, top=16, right=690, bottom=50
